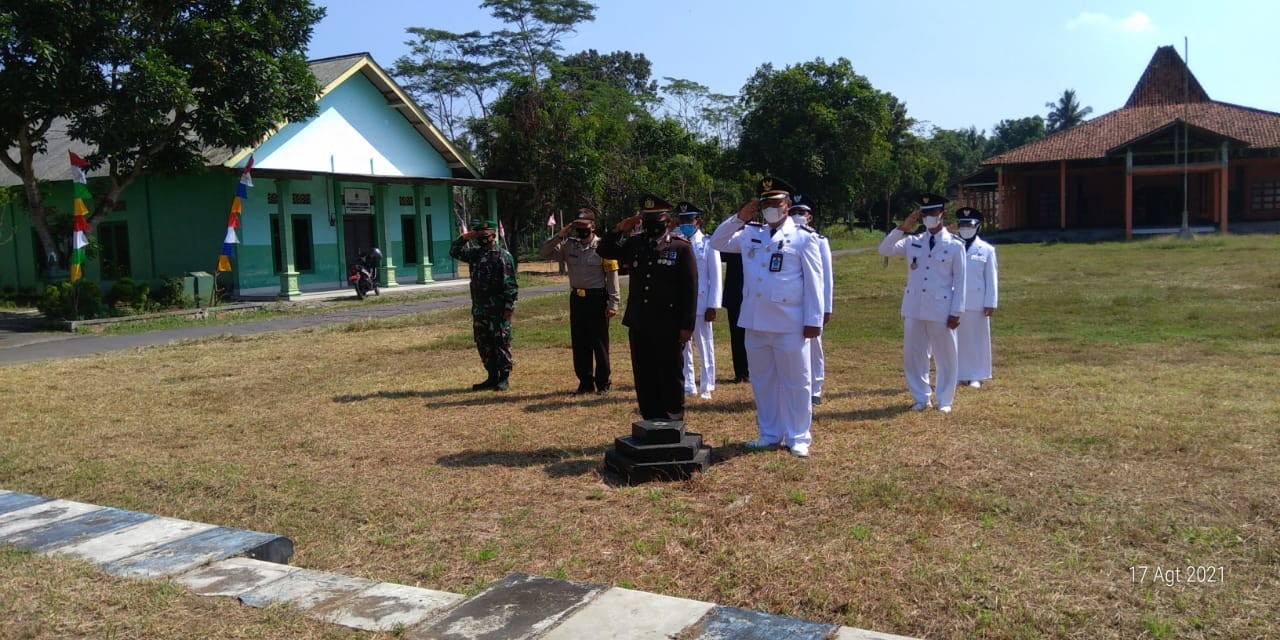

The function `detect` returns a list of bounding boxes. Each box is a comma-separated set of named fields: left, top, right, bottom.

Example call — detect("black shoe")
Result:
left=493, top=372, right=510, bottom=391
left=596, top=386, right=610, bottom=396
left=574, top=383, right=594, bottom=395
left=472, top=373, right=498, bottom=391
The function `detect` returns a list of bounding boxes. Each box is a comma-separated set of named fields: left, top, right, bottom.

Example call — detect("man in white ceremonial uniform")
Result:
left=675, top=202, right=722, bottom=400
left=954, top=207, right=998, bottom=388
left=877, top=193, right=966, bottom=413
left=789, top=196, right=834, bottom=406
left=710, top=176, right=825, bottom=457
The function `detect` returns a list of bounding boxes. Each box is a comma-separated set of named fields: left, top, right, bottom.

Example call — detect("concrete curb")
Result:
left=1, top=489, right=917, bottom=639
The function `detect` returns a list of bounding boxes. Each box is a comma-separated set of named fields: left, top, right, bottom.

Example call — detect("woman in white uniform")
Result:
left=954, top=207, right=998, bottom=388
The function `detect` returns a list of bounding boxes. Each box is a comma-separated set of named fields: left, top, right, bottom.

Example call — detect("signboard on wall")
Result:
left=343, top=188, right=371, bottom=214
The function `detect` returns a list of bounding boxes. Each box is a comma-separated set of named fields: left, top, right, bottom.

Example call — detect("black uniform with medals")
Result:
left=597, top=195, right=698, bottom=420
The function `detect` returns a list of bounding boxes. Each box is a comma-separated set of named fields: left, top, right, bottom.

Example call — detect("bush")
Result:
left=151, top=276, right=192, bottom=309
left=108, top=277, right=150, bottom=312
left=37, top=280, right=106, bottom=320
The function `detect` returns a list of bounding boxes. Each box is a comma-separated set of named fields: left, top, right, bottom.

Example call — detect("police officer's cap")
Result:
left=675, top=201, right=702, bottom=220
left=638, top=193, right=673, bottom=216
left=757, top=176, right=794, bottom=201
left=789, top=194, right=813, bottom=214
left=917, top=193, right=949, bottom=211
left=470, top=220, right=496, bottom=232
left=956, top=207, right=983, bottom=226
left=571, top=208, right=597, bottom=225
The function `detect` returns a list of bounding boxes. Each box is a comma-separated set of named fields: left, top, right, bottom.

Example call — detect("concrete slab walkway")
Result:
left=1, top=488, right=916, bottom=639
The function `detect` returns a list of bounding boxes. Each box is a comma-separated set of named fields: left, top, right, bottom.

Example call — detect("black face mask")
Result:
left=574, top=227, right=593, bottom=240
left=642, top=218, right=668, bottom=237
left=476, top=235, right=494, bottom=247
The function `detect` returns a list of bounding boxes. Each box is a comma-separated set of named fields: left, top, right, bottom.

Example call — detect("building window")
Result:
left=1251, top=180, right=1280, bottom=210
left=423, top=196, right=432, bottom=207
left=97, top=221, right=131, bottom=279
left=292, top=193, right=312, bottom=205
left=401, top=216, right=418, bottom=265
left=269, top=215, right=315, bottom=274
left=399, top=196, right=414, bottom=206
left=267, top=192, right=278, bottom=205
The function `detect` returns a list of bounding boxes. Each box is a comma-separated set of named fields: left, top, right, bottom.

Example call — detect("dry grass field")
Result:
left=2, top=234, right=1278, bottom=639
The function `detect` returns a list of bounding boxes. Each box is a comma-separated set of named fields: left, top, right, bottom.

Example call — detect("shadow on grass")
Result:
left=818, top=403, right=915, bottom=422
left=437, top=445, right=610, bottom=479
left=333, top=387, right=594, bottom=406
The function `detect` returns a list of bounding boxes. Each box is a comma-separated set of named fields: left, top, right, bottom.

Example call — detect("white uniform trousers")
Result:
left=745, top=329, right=812, bottom=448
left=904, top=318, right=959, bottom=408
left=809, top=335, right=826, bottom=398
left=956, top=310, right=992, bottom=382
left=682, top=320, right=717, bottom=394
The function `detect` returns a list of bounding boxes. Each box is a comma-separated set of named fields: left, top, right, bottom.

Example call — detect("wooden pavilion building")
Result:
left=959, top=46, right=1280, bottom=239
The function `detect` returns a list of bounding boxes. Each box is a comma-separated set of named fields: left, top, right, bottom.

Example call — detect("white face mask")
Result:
left=763, top=206, right=786, bottom=224
left=923, top=215, right=941, bottom=229
left=958, top=226, right=977, bottom=239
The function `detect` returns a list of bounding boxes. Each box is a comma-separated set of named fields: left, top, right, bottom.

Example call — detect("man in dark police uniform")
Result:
left=596, top=194, right=698, bottom=421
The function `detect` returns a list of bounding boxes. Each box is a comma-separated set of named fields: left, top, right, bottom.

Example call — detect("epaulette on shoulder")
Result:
left=797, top=224, right=816, bottom=234
left=745, top=221, right=766, bottom=227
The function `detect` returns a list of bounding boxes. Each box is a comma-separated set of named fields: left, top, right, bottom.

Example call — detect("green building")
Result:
left=1, top=53, right=518, bottom=299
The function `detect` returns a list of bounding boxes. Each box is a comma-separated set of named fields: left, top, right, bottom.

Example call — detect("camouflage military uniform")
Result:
left=450, top=236, right=518, bottom=382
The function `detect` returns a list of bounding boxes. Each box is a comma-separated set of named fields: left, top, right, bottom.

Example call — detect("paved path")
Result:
left=1, top=489, right=915, bottom=639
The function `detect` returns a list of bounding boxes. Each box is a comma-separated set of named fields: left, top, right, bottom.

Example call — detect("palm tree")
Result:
left=1045, top=89, right=1094, bottom=132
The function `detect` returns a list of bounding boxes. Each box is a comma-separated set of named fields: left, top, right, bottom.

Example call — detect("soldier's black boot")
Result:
left=472, top=371, right=498, bottom=391
left=493, top=370, right=510, bottom=391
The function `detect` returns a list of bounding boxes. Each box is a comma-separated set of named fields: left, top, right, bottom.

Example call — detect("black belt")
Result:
left=571, top=287, right=606, bottom=297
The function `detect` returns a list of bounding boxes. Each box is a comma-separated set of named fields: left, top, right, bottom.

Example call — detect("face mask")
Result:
left=763, top=206, right=786, bottom=224
left=678, top=223, right=695, bottom=237
left=477, top=235, right=494, bottom=247
left=574, top=227, right=592, bottom=240
left=958, top=227, right=977, bottom=240
left=923, top=215, right=941, bottom=229
left=643, top=219, right=668, bottom=237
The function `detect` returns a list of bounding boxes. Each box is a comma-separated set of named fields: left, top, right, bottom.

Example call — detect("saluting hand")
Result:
left=616, top=214, right=643, bottom=233
left=736, top=199, right=759, bottom=222
left=899, top=209, right=922, bottom=231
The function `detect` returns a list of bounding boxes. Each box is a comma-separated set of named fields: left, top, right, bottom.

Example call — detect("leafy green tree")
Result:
left=737, top=58, right=890, bottom=226
left=0, top=0, right=324, bottom=272
left=986, top=115, right=1047, bottom=157
left=395, top=0, right=596, bottom=139
left=927, top=126, right=988, bottom=185
left=1045, top=88, right=1093, bottom=132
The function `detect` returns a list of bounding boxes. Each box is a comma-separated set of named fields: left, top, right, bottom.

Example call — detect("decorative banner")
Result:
left=455, top=211, right=468, bottom=235
left=68, top=152, right=92, bottom=281
left=498, top=219, right=506, bottom=244
left=546, top=212, right=555, bottom=227
left=217, top=156, right=254, bottom=272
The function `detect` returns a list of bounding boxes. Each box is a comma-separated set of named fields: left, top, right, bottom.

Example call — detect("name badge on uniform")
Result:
left=911, top=257, right=918, bottom=270
left=769, top=253, right=784, bottom=272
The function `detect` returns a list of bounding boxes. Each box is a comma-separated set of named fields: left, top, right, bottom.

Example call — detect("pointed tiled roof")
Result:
left=983, top=46, right=1280, bottom=166
left=1125, top=46, right=1210, bottom=107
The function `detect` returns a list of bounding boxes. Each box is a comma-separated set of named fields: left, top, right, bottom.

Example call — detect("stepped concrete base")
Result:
left=0, top=488, right=918, bottom=639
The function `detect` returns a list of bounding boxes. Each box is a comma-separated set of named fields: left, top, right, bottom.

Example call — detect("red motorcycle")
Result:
left=348, top=247, right=382, bottom=299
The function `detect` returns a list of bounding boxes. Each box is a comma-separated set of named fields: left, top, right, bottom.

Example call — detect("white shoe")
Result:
left=744, top=439, right=780, bottom=450
left=968, top=380, right=982, bottom=388
left=699, top=392, right=712, bottom=400
left=789, top=443, right=810, bottom=458
left=911, top=402, right=930, bottom=412
left=938, top=405, right=952, bottom=414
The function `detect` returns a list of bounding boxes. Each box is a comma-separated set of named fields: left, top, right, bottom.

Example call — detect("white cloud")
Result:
left=1066, top=11, right=1155, bottom=34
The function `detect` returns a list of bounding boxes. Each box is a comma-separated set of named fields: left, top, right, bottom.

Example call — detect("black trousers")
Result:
left=724, top=300, right=749, bottom=380
left=628, top=325, right=686, bottom=420
left=569, top=292, right=611, bottom=390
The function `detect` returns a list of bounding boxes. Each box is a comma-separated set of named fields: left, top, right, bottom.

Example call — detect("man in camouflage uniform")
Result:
left=450, top=220, right=518, bottom=391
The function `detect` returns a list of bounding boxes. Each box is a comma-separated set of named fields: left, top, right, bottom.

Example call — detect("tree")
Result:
left=0, top=0, right=324, bottom=273
left=986, top=115, right=1047, bottom=157
left=927, top=126, right=988, bottom=185
left=1045, top=88, right=1093, bottom=132
left=394, top=0, right=596, bottom=137
left=737, top=58, right=890, bottom=226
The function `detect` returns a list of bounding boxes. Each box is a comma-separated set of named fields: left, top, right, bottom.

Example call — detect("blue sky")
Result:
left=308, top=0, right=1280, bottom=133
